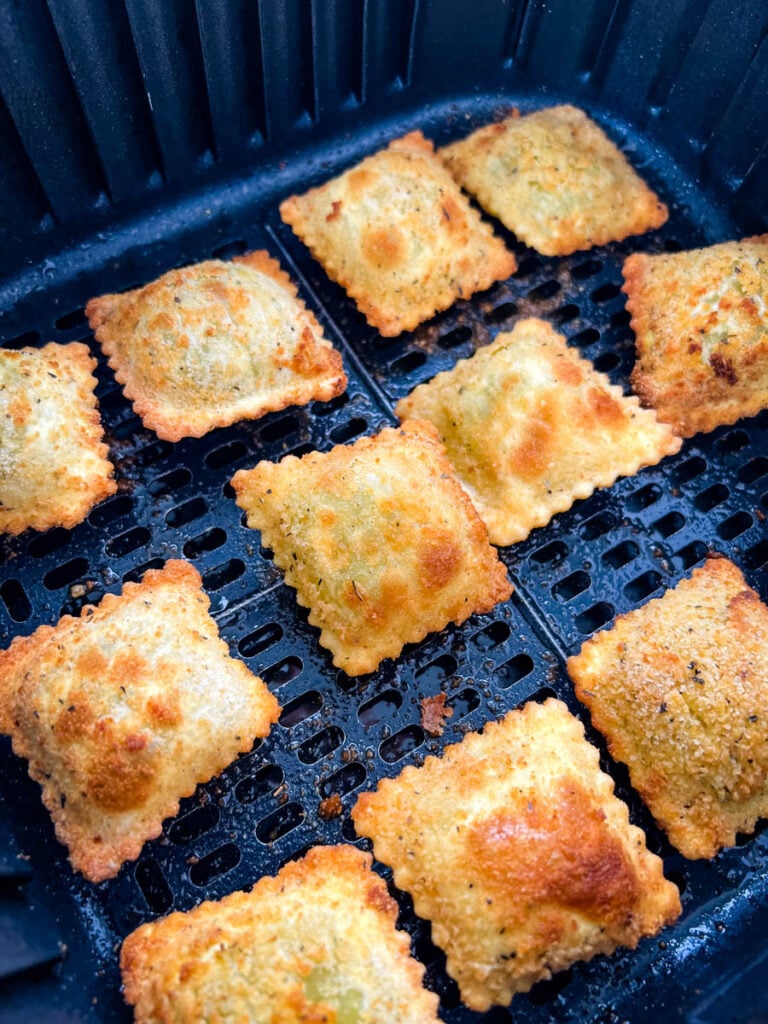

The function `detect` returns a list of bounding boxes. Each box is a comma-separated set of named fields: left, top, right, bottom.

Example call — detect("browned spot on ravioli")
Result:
left=418, top=533, right=462, bottom=589
left=710, top=352, right=738, bottom=385
left=361, top=225, right=407, bottom=270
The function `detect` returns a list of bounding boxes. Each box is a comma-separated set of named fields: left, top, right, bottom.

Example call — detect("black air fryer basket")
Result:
left=1, top=2, right=767, bottom=1022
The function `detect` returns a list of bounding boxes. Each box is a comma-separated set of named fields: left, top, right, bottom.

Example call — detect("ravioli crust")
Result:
left=121, top=844, right=439, bottom=1024
left=0, top=342, right=116, bottom=534
left=86, top=250, right=347, bottom=441
left=279, top=131, right=517, bottom=336
left=568, top=558, right=768, bottom=860
left=352, top=698, right=680, bottom=1011
left=396, top=318, right=681, bottom=545
left=232, top=420, right=512, bottom=675
left=439, top=105, right=668, bottom=256
left=0, top=560, right=279, bottom=882
left=624, top=235, right=768, bottom=437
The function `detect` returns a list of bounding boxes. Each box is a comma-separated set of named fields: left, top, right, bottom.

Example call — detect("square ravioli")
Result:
left=86, top=250, right=347, bottom=441
left=279, top=131, right=516, bottom=336
left=624, top=235, right=768, bottom=437
left=231, top=420, right=511, bottom=676
left=395, top=318, right=681, bottom=545
left=0, top=342, right=115, bottom=534
left=0, top=560, right=279, bottom=882
left=120, top=844, right=439, bottom=1024
left=439, top=105, right=668, bottom=256
left=352, top=698, right=680, bottom=1011
left=568, top=557, right=768, bottom=860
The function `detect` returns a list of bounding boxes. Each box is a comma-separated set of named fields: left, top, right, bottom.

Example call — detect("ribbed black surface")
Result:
left=0, top=3, right=767, bottom=1023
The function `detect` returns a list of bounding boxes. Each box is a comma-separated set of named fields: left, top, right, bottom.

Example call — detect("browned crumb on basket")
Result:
left=420, top=692, right=454, bottom=736
left=352, top=698, right=680, bottom=1011
left=318, top=793, right=344, bottom=820
left=279, top=131, right=516, bottom=336
left=0, top=560, right=279, bottom=882
left=0, top=342, right=116, bottom=535
left=623, top=234, right=768, bottom=437
left=568, top=557, right=768, bottom=859
left=120, top=844, right=440, bottom=1023
left=395, top=318, right=681, bottom=545
left=231, top=420, right=512, bottom=676
left=439, top=105, right=667, bottom=256
left=86, top=250, right=346, bottom=441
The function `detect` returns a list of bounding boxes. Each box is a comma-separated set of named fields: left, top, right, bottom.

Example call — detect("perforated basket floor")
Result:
left=1, top=95, right=767, bottom=1024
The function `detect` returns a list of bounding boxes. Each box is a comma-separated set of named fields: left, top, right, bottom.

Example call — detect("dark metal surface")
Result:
left=0, top=3, right=767, bottom=1022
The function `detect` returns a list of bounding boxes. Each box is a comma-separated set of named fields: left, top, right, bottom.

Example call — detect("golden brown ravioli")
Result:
left=0, top=560, right=279, bottom=882
left=568, top=558, right=768, bottom=860
left=86, top=250, right=347, bottom=441
left=279, top=131, right=517, bottom=336
left=231, top=420, right=512, bottom=676
left=624, top=235, right=768, bottom=437
left=120, top=844, right=440, bottom=1024
left=352, top=698, right=680, bottom=1011
left=440, top=105, right=668, bottom=256
left=0, top=342, right=116, bottom=534
left=395, top=318, right=681, bottom=545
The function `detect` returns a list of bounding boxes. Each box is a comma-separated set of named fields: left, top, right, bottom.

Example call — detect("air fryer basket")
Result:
left=1, top=2, right=767, bottom=1022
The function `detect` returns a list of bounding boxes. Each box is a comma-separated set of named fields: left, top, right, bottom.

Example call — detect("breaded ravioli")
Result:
left=0, top=342, right=115, bottom=534
left=0, top=561, right=279, bottom=882
left=440, top=105, right=667, bottom=256
left=352, top=698, right=680, bottom=1011
left=568, top=558, right=768, bottom=859
left=279, top=131, right=516, bottom=336
left=231, top=420, right=512, bottom=675
left=120, top=844, right=440, bottom=1024
left=395, top=319, right=681, bottom=545
left=86, top=250, right=346, bottom=441
left=624, top=235, right=768, bottom=437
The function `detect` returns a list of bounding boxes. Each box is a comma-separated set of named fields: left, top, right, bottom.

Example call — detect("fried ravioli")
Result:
left=0, top=342, right=115, bottom=534
left=279, top=131, right=516, bottom=336
left=120, top=844, right=440, bottom=1024
left=440, top=105, right=667, bottom=256
left=0, top=560, right=279, bottom=882
left=352, top=698, right=680, bottom=1011
left=568, top=557, right=768, bottom=859
left=395, top=318, right=681, bottom=545
left=624, top=235, right=768, bottom=437
left=231, top=420, right=512, bottom=675
left=86, top=250, right=347, bottom=441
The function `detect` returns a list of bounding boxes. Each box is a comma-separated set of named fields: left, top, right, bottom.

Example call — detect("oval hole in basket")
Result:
left=496, top=653, right=534, bottom=689
left=695, top=483, right=729, bottom=512
left=135, top=859, right=173, bottom=914
left=135, top=439, right=173, bottom=468
left=470, top=619, right=511, bottom=651
left=260, top=414, right=299, bottom=444
left=330, top=417, right=368, bottom=444
left=44, top=557, right=89, bottom=590
left=652, top=511, right=686, bottom=538
left=189, top=843, right=241, bottom=886
left=718, top=510, right=753, bottom=541
left=448, top=687, right=480, bottom=720
left=593, top=351, right=620, bottom=373
left=358, top=689, right=402, bottom=729
left=202, top=559, right=245, bottom=591
left=166, top=497, right=208, bottom=528
left=106, top=526, right=150, bottom=559
left=320, top=762, right=367, bottom=799
left=529, top=279, right=560, bottom=301
left=5, top=330, right=40, bottom=349
left=739, top=456, right=768, bottom=484
left=438, top=325, right=473, bottom=348
left=571, top=258, right=602, bottom=280
left=147, top=467, right=191, bottom=497
left=262, top=655, right=303, bottom=687
left=235, top=764, right=284, bottom=805
left=256, top=802, right=306, bottom=844
left=184, top=527, right=227, bottom=559
left=389, top=350, right=426, bottom=376
left=553, top=571, right=590, bottom=602
left=716, top=428, right=749, bottom=454
left=530, top=539, right=568, bottom=566
left=0, top=580, right=31, bottom=621
left=28, top=527, right=69, bottom=559
left=603, top=539, right=639, bottom=569
left=168, top=804, right=220, bottom=845
left=238, top=622, right=283, bottom=658
left=624, top=570, right=663, bottom=603
left=313, top=392, right=350, bottom=417
left=580, top=509, right=616, bottom=540
left=487, top=302, right=518, bottom=325
left=280, top=690, right=323, bottom=728
left=626, top=483, right=662, bottom=512
left=744, top=539, right=768, bottom=570
left=415, top=653, right=457, bottom=685
left=673, top=540, right=708, bottom=571
left=205, top=439, right=248, bottom=469
left=89, top=495, right=132, bottom=528
left=673, top=455, right=707, bottom=485
left=574, top=602, right=614, bottom=634
left=528, top=967, right=574, bottom=1006
left=298, top=725, right=344, bottom=764
left=123, top=557, right=164, bottom=584
left=380, top=724, right=424, bottom=763
left=54, top=308, right=87, bottom=331
left=211, top=239, right=247, bottom=260
left=552, top=302, right=579, bottom=325
left=591, top=282, right=622, bottom=304
left=571, top=327, right=600, bottom=347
